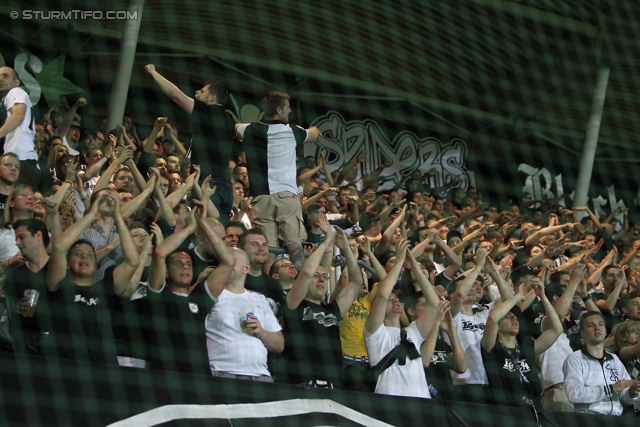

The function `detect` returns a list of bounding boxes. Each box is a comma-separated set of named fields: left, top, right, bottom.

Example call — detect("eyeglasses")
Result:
left=312, top=272, right=329, bottom=280
left=277, top=263, right=296, bottom=271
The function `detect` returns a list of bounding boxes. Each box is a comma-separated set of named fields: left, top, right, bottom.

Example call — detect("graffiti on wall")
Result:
left=307, top=111, right=470, bottom=194
left=519, top=163, right=629, bottom=219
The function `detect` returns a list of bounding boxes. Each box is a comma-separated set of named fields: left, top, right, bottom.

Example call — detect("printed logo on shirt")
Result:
left=502, top=359, right=531, bottom=374
left=345, top=301, right=369, bottom=320
left=605, top=362, right=620, bottom=382
left=189, top=303, right=199, bottom=314
left=188, top=243, right=195, bottom=250
left=431, top=350, right=448, bottom=365
left=461, top=320, right=485, bottom=332
left=302, top=307, right=338, bottom=327
left=74, top=294, right=100, bottom=306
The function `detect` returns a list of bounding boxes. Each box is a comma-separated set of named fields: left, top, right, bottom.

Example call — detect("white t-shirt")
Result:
left=450, top=309, right=491, bottom=386
left=365, top=321, right=430, bottom=399
left=539, top=330, right=573, bottom=390
left=0, top=228, right=18, bottom=262
left=206, top=288, right=281, bottom=377
left=2, top=87, right=37, bottom=161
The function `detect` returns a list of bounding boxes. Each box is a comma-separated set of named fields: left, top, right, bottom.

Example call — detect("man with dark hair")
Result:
left=224, top=221, right=245, bottom=248
left=563, top=311, right=640, bottom=415
left=0, top=67, right=39, bottom=190
left=142, top=205, right=228, bottom=375
left=269, top=257, right=297, bottom=296
left=46, top=190, right=140, bottom=364
left=593, top=264, right=626, bottom=332
left=3, top=218, right=50, bottom=354
left=239, top=229, right=285, bottom=314
left=114, top=167, right=135, bottom=194
left=620, top=291, right=640, bottom=321
left=235, top=91, right=320, bottom=270
left=145, top=64, right=235, bottom=226
left=283, top=217, right=362, bottom=389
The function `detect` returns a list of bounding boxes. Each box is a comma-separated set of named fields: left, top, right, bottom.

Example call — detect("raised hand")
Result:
left=154, top=117, right=167, bottom=128
left=201, top=175, right=217, bottom=200
left=317, top=212, right=333, bottom=236
left=43, top=197, right=60, bottom=216
left=144, top=64, right=156, bottom=75
left=150, top=222, right=164, bottom=245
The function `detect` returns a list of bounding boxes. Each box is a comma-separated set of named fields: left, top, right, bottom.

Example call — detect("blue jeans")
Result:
left=207, top=176, right=233, bottom=228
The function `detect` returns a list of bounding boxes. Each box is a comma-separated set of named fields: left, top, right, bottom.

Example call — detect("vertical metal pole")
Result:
left=105, top=0, right=145, bottom=133
left=572, top=67, right=609, bottom=209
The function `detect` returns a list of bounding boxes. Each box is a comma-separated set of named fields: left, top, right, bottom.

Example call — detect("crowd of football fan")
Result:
left=2, top=64, right=640, bottom=416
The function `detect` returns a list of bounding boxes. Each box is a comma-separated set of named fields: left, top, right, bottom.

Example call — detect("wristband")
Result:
left=582, top=293, right=593, bottom=302
left=64, top=180, right=73, bottom=186
left=80, top=195, right=90, bottom=202
left=361, top=256, right=370, bottom=261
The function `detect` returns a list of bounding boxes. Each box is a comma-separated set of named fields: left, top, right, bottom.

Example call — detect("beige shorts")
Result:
left=541, top=386, right=574, bottom=413
left=251, top=191, right=307, bottom=247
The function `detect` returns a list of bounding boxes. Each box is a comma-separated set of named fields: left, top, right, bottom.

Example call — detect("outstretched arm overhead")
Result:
left=145, top=64, right=195, bottom=113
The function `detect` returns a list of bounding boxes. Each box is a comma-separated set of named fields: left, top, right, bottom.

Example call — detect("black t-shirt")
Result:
left=110, top=281, right=149, bottom=360
left=282, top=299, right=343, bottom=387
left=482, top=335, right=540, bottom=407
left=3, top=262, right=51, bottom=350
left=425, top=333, right=455, bottom=400
left=245, top=272, right=285, bottom=314
left=189, top=101, right=235, bottom=179
left=48, top=276, right=118, bottom=365
left=134, top=283, right=214, bottom=375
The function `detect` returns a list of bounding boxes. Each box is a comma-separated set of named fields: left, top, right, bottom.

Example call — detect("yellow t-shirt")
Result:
left=339, top=295, right=371, bottom=356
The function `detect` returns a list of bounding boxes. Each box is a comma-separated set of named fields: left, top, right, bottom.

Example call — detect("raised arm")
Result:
left=286, top=216, right=334, bottom=310
left=47, top=192, right=102, bottom=291
left=573, top=206, right=602, bottom=230
left=597, top=271, right=627, bottom=314
left=481, top=289, right=526, bottom=353
left=165, top=171, right=197, bottom=208
left=422, top=301, right=449, bottom=367
left=364, top=238, right=409, bottom=334
left=148, top=209, right=197, bottom=290
left=407, top=249, right=440, bottom=337
left=199, top=206, right=235, bottom=299
left=124, top=156, right=149, bottom=194
left=532, top=281, right=563, bottom=356
left=485, top=256, right=514, bottom=301
left=450, top=248, right=488, bottom=317
left=358, top=235, right=386, bottom=281
left=81, top=139, right=112, bottom=182
left=122, top=237, right=153, bottom=298
left=334, top=226, right=364, bottom=316
left=144, top=64, right=195, bottom=113
left=431, top=230, right=462, bottom=279
left=94, top=148, right=133, bottom=193
left=109, top=191, right=141, bottom=295
left=525, top=224, right=572, bottom=246
left=55, top=97, right=86, bottom=140
left=120, top=175, right=155, bottom=219
left=547, top=265, right=586, bottom=324
left=143, top=117, right=166, bottom=154
left=374, top=206, right=406, bottom=256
